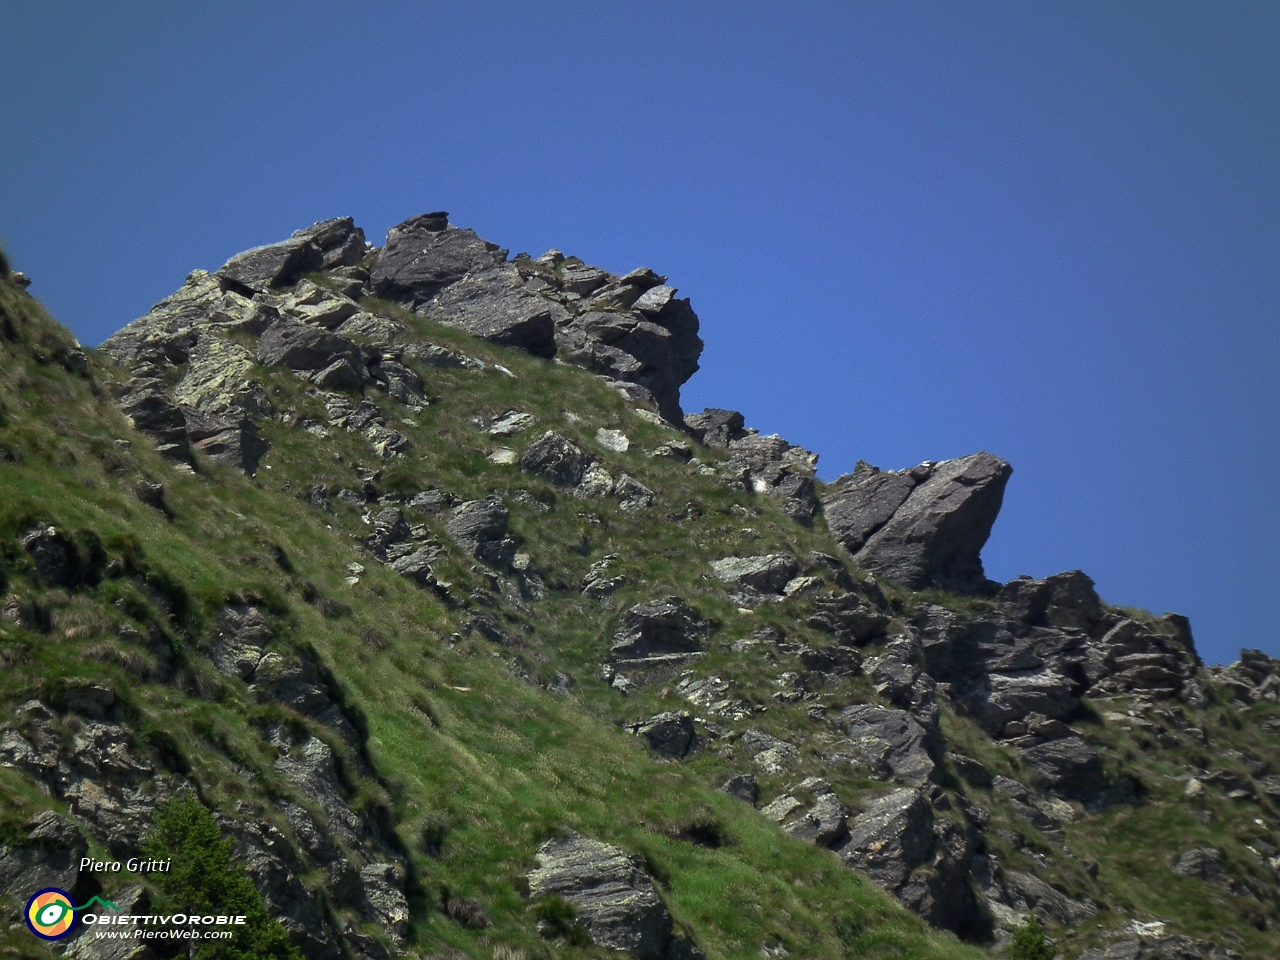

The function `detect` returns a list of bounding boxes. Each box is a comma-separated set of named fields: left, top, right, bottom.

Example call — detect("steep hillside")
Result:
left=0, top=217, right=1278, bottom=960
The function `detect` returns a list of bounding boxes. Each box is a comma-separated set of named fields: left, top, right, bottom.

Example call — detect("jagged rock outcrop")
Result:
left=627, top=712, right=698, bottom=759
left=822, top=453, right=1012, bottom=591
left=372, top=216, right=702, bottom=419
left=528, top=832, right=701, bottom=958
left=610, top=598, right=710, bottom=661
left=218, top=217, right=366, bottom=291
left=445, top=496, right=515, bottom=567
left=839, top=704, right=938, bottom=786
left=0, top=811, right=88, bottom=897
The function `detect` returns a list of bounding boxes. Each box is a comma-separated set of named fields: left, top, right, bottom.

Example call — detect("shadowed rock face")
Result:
left=822, top=452, right=1012, bottom=592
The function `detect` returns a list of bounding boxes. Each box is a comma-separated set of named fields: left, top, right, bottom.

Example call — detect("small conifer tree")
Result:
left=142, top=791, right=303, bottom=960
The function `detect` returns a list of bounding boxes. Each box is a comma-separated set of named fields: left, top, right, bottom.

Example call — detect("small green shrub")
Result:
left=533, top=895, right=589, bottom=944
left=1007, top=915, right=1055, bottom=960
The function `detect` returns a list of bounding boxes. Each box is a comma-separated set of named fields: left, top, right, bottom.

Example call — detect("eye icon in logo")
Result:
left=26, top=888, right=77, bottom=940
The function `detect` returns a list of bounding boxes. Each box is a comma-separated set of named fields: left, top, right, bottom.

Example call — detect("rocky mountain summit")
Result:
left=1, top=217, right=1278, bottom=960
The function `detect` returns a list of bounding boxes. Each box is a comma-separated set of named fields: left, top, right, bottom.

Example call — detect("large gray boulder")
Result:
left=1019, top=735, right=1106, bottom=800
left=683, top=408, right=746, bottom=448
left=610, top=599, right=710, bottom=659
left=370, top=214, right=560, bottom=356
left=627, top=712, right=697, bottom=759
left=528, top=833, right=698, bottom=958
left=835, top=788, right=933, bottom=890
left=219, top=217, right=366, bottom=291
left=521, top=432, right=592, bottom=487
left=709, top=554, right=798, bottom=606
left=371, top=213, right=504, bottom=304
left=257, top=320, right=365, bottom=373
left=420, top=264, right=562, bottom=358
left=840, top=704, right=937, bottom=785
left=445, top=496, right=515, bottom=567
left=822, top=453, right=1012, bottom=592
left=556, top=300, right=702, bottom=423
left=218, top=237, right=323, bottom=291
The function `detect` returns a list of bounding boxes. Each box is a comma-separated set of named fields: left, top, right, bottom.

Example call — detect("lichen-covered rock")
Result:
left=709, top=554, right=798, bottom=606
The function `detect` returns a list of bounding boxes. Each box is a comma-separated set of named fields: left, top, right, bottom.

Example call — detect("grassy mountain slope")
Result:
left=1, top=233, right=1279, bottom=960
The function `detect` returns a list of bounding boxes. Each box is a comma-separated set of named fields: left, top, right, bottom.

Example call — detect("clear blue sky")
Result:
left=2, top=2, right=1276, bottom=665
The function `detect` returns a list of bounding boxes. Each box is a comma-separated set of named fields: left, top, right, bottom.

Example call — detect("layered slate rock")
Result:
left=218, top=217, right=366, bottom=292
left=840, top=704, right=937, bottom=785
left=835, top=788, right=933, bottom=891
left=370, top=213, right=560, bottom=358
left=527, top=833, right=700, bottom=959
left=610, top=599, right=710, bottom=659
left=703, top=431, right=819, bottom=525
left=822, top=453, right=1012, bottom=592
left=445, top=496, right=516, bottom=567
left=548, top=256, right=703, bottom=423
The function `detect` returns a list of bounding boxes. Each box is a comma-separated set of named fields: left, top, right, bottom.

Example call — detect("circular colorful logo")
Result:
left=25, top=888, right=77, bottom=940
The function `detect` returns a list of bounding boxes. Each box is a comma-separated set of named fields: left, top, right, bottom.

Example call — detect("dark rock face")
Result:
left=995, top=869, right=1096, bottom=926
left=528, top=833, right=700, bottom=959
left=371, top=215, right=560, bottom=357
left=0, top=811, right=88, bottom=897
left=445, top=496, right=515, bottom=567
left=119, top=384, right=191, bottom=461
left=721, top=774, right=759, bottom=805
left=610, top=598, right=710, bottom=659
left=721, top=434, right=820, bottom=526
left=218, top=238, right=323, bottom=292
left=521, top=432, right=592, bottom=487
left=628, top=712, right=697, bottom=759
left=835, top=788, right=933, bottom=890
left=822, top=453, right=1012, bottom=592
left=840, top=704, right=937, bottom=786
left=1019, top=735, right=1107, bottom=801
left=218, top=217, right=365, bottom=291
left=257, top=320, right=365, bottom=374
left=683, top=408, right=747, bottom=448
left=371, top=213, right=504, bottom=304
left=421, top=265, right=562, bottom=358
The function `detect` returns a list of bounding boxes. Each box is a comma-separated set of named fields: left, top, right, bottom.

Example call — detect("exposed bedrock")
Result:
left=821, top=452, right=1012, bottom=592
